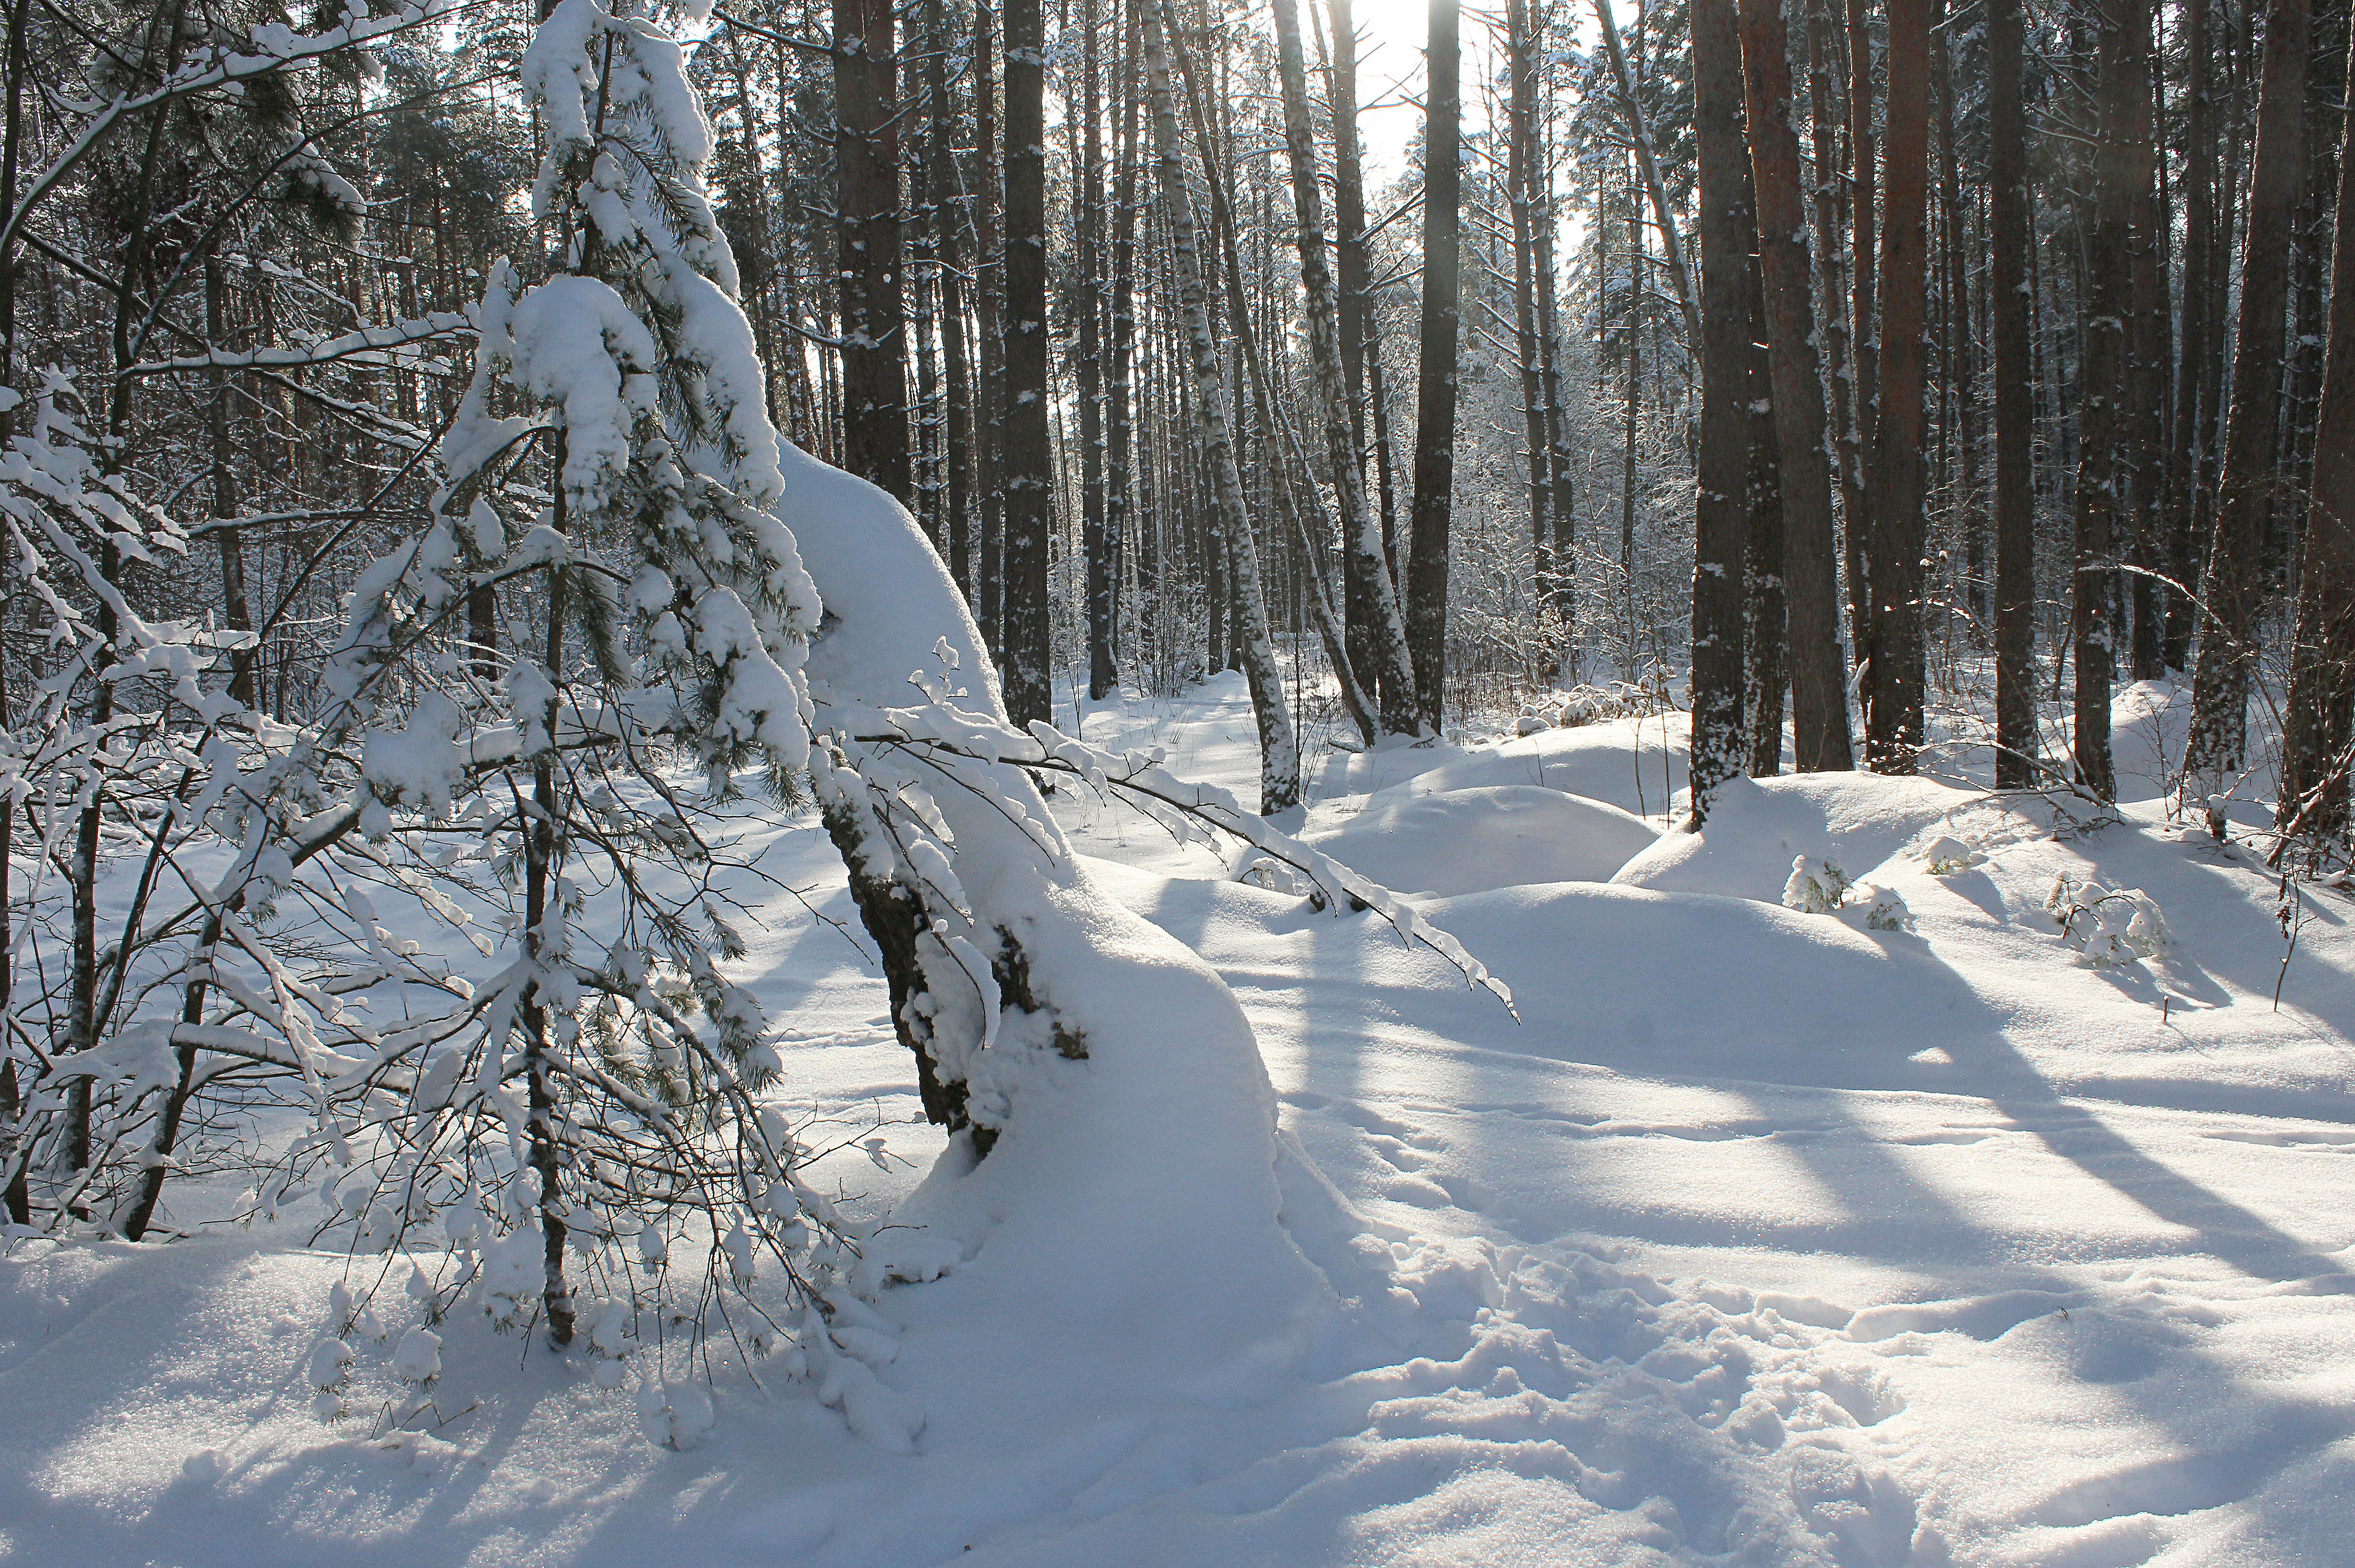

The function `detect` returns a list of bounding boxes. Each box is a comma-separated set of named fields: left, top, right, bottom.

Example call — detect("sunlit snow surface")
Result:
left=3, top=672, right=2351, bottom=1567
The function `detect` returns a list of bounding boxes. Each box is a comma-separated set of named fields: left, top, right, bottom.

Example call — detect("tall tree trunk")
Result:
left=2123, top=0, right=2169, bottom=683
left=1144, top=0, right=1300, bottom=809
left=834, top=0, right=911, bottom=501
left=1845, top=0, right=1879, bottom=663
left=1808, top=0, right=1864, bottom=640
left=1324, top=0, right=1389, bottom=697
left=2168, top=0, right=2219, bottom=669
left=1080, top=0, right=1117, bottom=700
left=1990, top=0, right=2038, bottom=786
left=1108, top=0, right=1142, bottom=676
left=1736, top=0, right=1856, bottom=770
left=1405, top=0, right=1463, bottom=733
left=975, top=1, right=1006, bottom=653
left=1689, top=0, right=1759, bottom=820
left=2278, top=20, right=2355, bottom=852
left=1504, top=0, right=1553, bottom=663
left=2068, top=0, right=2156, bottom=803
left=999, top=0, right=1053, bottom=726
left=925, top=0, right=974, bottom=602
left=1863, top=0, right=1932, bottom=773
left=1531, top=87, right=1578, bottom=649
left=2187, top=0, right=2312, bottom=822
left=1934, top=11, right=1983, bottom=633
left=1277, top=0, right=1415, bottom=733
left=205, top=251, right=256, bottom=711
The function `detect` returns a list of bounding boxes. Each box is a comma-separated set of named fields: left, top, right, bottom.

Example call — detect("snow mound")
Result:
left=1612, top=771, right=2033, bottom=903
left=1301, top=785, right=1659, bottom=895
left=1324, top=712, right=1690, bottom=819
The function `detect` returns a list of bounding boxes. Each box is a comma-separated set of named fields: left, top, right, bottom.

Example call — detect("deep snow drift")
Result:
left=3, top=674, right=2352, bottom=1567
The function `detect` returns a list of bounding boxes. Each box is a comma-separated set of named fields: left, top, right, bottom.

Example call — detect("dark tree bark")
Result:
left=2167, top=0, right=2220, bottom=670
left=1736, top=0, right=1855, bottom=771
left=1807, top=0, right=1863, bottom=647
left=975, top=1, right=1006, bottom=652
left=205, top=252, right=256, bottom=711
left=1404, top=0, right=1462, bottom=734
left=2066, top=0, right=2154, bottom=804
left=1688, top=0, right=1758, bottom=820
left=1863, top=0, right=1932, bottom=773
left=1990, top=0, right=2038, bottom=787
left=833, top=0, right=911, bottom=503
left=2278, top=20, right=2355, bottom=851
left=1080, top=0, right=1116, bottom=700
left=1934, top=11, right=1982, bottom=632
left=998, top=0, right=1053, bottom=727
left=2123, top=0, right=2169, bottom=683
left=924, top=0, right=974, bottom=602
left=1845, top=0, right=1878, bottom=662
left=2187, top=0, right=2312, bottom=820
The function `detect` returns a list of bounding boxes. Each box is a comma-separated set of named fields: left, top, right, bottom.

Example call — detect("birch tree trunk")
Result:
left=1272, top=0, right=1416, bottom=735
left=1143, top=0, right=1300, bottom=810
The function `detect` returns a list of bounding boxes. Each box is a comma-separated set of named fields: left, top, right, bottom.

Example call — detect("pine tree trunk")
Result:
left=1273, top=0, right=1415, bottom=735
left=1736, top=0, right=1855, bottom=771
left=1863, top=0, right=1932, bottom=773
left=834, top=0, right=911, bottom=502
left=2187, top=0, right=2312, bottom=820
left=1808, top=0, right=1863, bottom=644
left=1845, top=0, right=1878, bottom=664
left=1405, top=0, right=1462, bottom=734
left=925, top=0, right=974, bottom=602
left=1143, top=0, right=1300, bottom=809
left=2123, top=0, right=2169, bottom=683
left=1688, top=0, right=1757, bottom=820
left=1989, top=0, right=2037, bottom=786
left=2168, top=0, right=2219, bottom=670
left=1080, top=0, right=1116, bottom=700
left=1934, top=21, right=1983, bottom=633
left=999, top=0, right=1053, bottom=726
left=2069, top=0, right=2155, bottom=804
left=975, top=1, right=1006, bottom=653
left=2278, top=19, right=2355, bottom=851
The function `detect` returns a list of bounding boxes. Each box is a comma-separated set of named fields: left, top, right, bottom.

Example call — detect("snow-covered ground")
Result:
left=3, top=672, right=2350, bottom=1567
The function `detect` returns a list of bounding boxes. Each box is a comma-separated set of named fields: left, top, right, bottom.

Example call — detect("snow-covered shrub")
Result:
left=1783, top=856, right=1853, bottom=915
left=1919, top=835, right=1984, bottom=875
left=1849, top=885, right=1913, bottom=933
left=2045, top=877, right=2172, bottom=967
